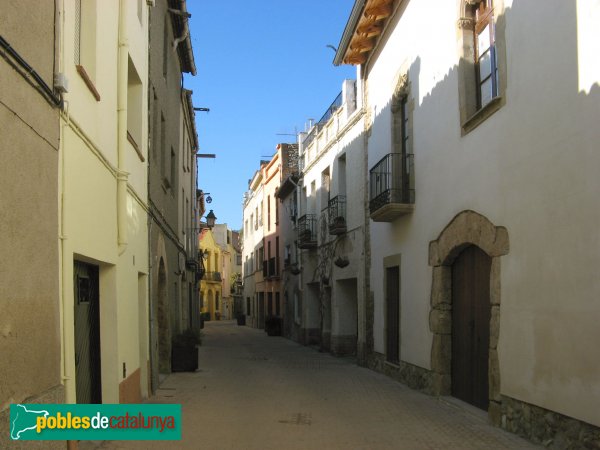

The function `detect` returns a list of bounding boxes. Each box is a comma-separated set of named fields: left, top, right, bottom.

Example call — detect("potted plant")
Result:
left=334, top=256, right=350, bottom=268
left=265, top=315, right=282, bottom=336
left=171, top=328, right=201, bottom=372
left=236, top=313, right=246, bottom=326
left=290, top=264, right=301, bottom=275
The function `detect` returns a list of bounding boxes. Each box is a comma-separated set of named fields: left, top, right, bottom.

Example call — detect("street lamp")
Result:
left=206, top=210, right=217, bottom=229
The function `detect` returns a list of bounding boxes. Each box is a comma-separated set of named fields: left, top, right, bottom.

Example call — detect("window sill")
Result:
left=127, top=131, right=145, bottom=162
left=461, top=96, right=503, bottom=135
left=161, top=177, right=171, bottom=194
left=76, top=65, right=101, bottom=101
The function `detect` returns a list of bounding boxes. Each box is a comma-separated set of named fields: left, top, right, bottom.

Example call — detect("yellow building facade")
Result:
left=58, top=0, right=150, bottom=404
left=199, top=228, right=223, bottom=321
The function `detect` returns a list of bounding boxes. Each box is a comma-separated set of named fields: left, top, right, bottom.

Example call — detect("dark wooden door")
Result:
left=258, top=292, right=265, bottom=328
left=74, top=261, right=102, bottom=404
left=451, top=246, right=491, bottom=410
left=386, top=266, right=400, bottom=364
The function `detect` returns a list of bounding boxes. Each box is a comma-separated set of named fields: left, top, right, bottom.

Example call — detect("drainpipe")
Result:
left=172, top=28, right=189, bottom=52
left=117, top=0, right=129, bottom=255
left=56, top=0, right=75, bottom=404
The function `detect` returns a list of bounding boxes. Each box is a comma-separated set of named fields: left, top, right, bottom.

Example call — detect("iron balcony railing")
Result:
left=369, top=153, right=415, bottom=214
left=328, top=195, right=347, bottom=235
left=302, top=91, right=343, bottom=149
left=297, top=214, right=317, bottom=249
left=203, top=271, right=222, bottom=282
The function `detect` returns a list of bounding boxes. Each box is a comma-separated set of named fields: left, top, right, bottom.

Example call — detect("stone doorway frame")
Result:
left=428, top=210, right=509, bottom=418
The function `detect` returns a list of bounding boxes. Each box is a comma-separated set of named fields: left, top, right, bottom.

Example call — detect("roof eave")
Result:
left=168, top=0, right=197, bottom=75
left=334, top=0, right=366, bottom=66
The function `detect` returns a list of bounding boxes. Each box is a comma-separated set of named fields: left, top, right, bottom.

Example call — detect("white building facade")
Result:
left=242, top=170, right=265, bottom=328
left=334, top=0, right=600, bottom=444
left=295, top=79, right=368, bottom=356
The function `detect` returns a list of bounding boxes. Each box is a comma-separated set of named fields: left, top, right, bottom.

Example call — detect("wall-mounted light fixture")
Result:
left=206, top=210, right=217, bottom=229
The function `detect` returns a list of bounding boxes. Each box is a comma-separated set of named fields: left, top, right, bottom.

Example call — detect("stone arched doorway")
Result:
left=451, top=244, right=492, bottom=410
left=157, top=258, right=170, bottom=374
left=428, top=210, right=508, bottom=417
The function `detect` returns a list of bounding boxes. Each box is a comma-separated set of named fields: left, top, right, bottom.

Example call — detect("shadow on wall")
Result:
left=362, top=0, right=600, bottom=443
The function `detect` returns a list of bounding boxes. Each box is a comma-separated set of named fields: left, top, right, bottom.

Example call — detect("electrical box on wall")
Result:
left=54, top=73, right=69, bottom=93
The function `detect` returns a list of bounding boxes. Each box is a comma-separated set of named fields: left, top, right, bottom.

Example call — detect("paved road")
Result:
left=89, top=320, right=538, bottom=450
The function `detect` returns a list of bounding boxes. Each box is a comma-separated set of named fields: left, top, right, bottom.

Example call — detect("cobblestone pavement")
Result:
left=87, top=321, right=539, bottom=450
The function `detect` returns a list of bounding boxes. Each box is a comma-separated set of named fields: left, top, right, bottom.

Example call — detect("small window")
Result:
left=474, top=2, right=498, bottom=108
left=162, top=16, right=168, bottom=78
left=169, top=147, right=176, bottom=190
left=321, top=168, right=330, bottom=212
left=457, top=0, right=505, bottom=134
left=151, top=91, right=158, bottom=159
left=160, top=113, right=166, bottom=177
left=75, top=0, right=100, bottom=100
left=267, top=196, right=271, bottom=231
left=127, top=57, right=143, bottom=159
left=77, top=275, right=91, bottom=304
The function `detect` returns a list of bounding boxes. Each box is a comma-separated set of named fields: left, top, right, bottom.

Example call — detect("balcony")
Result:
left=302, top=91, right=343, bottom=150
left=266, top=257, right=278, bottom=278
left=297, top=214, right=317, bottom=249
left=328, top=195, right=347, bottom=235
left=230, top=280, right=243, bottom=295
left=203, top=272, right=222, bottom=282
left=369, top=153, right=415, bottom=222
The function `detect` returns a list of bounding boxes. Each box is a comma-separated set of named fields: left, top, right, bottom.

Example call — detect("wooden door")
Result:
left=386, top=266, right=400, bottom=364
left=74, top=261, right=102, bottom=404
left=451, top=246, right=491, bottom=410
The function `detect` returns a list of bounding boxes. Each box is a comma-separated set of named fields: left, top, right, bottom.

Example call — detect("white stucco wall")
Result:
left=366, top=0, right=600, bottom=426
left=299, top=80, right=366, bottom=344
left=60, top=0, right=149, bottom=403
left=242, top=175, right=264, bottom=316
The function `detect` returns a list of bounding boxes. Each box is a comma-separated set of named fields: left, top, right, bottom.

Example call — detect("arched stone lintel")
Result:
left=428, top=210, right=509, bottom=267
left=428, top=210, right=508, bottom=405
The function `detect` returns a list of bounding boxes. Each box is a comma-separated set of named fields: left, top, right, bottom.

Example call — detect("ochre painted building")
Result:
left=199, top=228, right=223, bottom=321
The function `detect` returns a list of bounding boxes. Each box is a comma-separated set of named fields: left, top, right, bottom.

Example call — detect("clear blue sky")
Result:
left=184, top=1, right=356, bottom=230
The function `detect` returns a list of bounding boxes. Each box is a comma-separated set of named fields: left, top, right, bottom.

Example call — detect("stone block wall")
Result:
left=330, top=335, right=357, bottom=356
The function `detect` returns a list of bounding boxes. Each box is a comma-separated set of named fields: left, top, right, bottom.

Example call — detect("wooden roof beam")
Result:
left=364, top=0, right=393, bottom=20
left=357, top=20, right=383, bottom=37
left=349, top=35, right=375, bottom=53
left=344, top=52, right=367, bottom=65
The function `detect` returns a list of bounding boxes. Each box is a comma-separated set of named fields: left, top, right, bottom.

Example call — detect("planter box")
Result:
left=265, top=316, right=282, bottom=336
left=171, top=345, right=198, bottom=372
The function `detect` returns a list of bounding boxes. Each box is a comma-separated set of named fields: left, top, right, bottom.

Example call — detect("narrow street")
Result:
left=93, top=321, right=538, bottom=450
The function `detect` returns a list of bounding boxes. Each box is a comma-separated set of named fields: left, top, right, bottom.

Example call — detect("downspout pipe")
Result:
left=117, top=0, right=129, bottom=255
left=172, top=28, right=189, bottom=53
